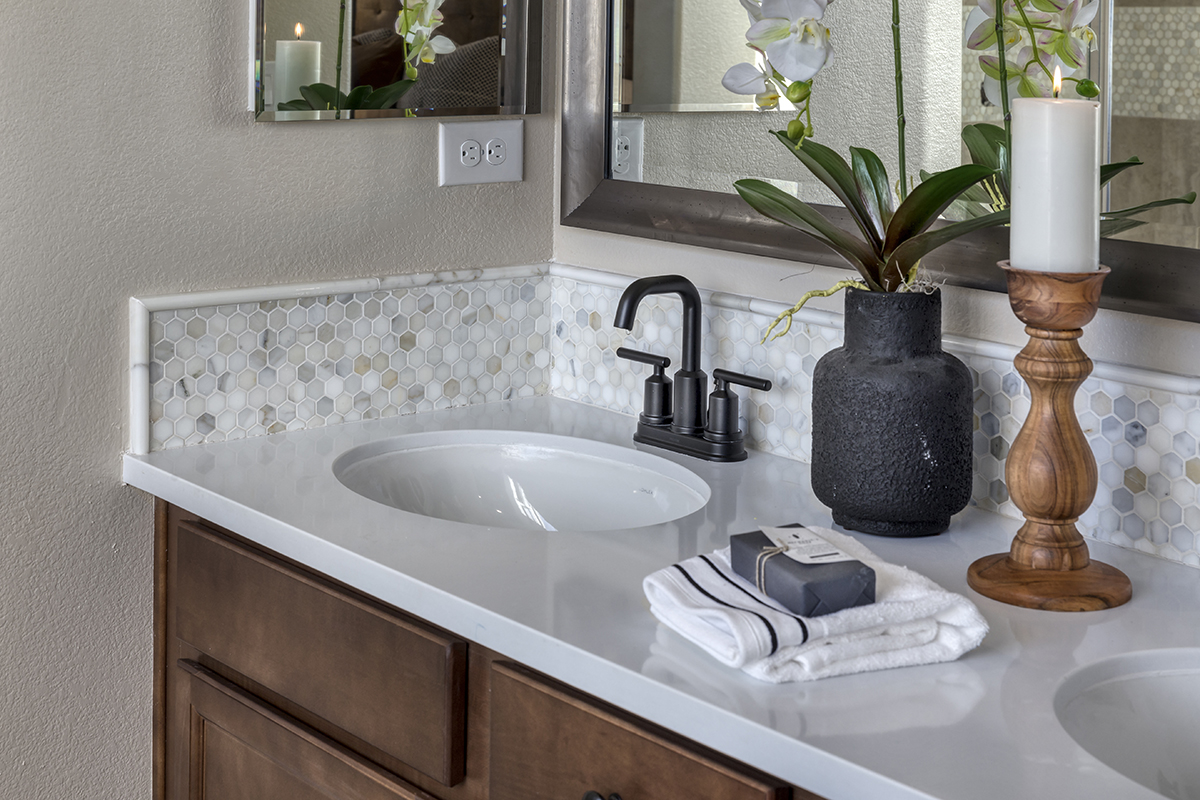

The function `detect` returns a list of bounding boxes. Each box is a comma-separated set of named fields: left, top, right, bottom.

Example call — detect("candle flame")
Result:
left=295, top=23, right=304, bottom=39
left=1053, top=66, right=1062, bottom=98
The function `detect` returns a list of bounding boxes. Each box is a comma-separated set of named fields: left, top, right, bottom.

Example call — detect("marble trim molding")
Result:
left=129, top=263, right=1200, bottom=567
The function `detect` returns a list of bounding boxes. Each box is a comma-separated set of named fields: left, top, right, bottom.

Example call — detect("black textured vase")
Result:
left=811, top=288, right=972, bottom=536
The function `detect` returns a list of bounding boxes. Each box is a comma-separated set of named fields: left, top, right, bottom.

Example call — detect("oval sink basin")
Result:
left=1054, top=648, right=1200, bottom=799
left=332, top=430, right=711, bottom=532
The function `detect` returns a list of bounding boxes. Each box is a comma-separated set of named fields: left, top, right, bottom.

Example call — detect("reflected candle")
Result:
left=274, top=23, right=320, bottom=110
left=1010, top=77, right=1101, bottom=273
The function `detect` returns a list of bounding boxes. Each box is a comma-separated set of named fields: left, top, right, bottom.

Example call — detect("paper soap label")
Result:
left=760, top=526, right=856, bottom=564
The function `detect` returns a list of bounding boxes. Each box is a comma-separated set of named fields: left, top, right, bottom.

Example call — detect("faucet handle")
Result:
left=712, top=368, right=772, bottom=393
left=705, top=369, right=773, bottom=444
left=617, top=347, right=673, bottom=425
left=616, top=347, right=670, bottom=370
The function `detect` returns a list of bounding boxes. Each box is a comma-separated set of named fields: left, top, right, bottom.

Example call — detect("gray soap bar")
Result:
left=729, top=528, right=875, bottom=617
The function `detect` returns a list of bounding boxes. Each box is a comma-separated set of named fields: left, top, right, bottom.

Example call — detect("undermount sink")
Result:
left=1054, top=648, right=1200, bottom=799
left=332, top=429, right=711, bottom=532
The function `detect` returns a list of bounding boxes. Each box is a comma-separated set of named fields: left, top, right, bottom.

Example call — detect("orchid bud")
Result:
left=786, top=119, right=807, bottom=142
left=1075, top=79, right=1099, bottom=98
left=786, top=81, right=811, bottom=103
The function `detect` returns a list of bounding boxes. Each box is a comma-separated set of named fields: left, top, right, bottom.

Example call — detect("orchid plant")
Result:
left=726, top=0, right=1008, bottom=340
left=951, top=0, right=1194, bottom=235
left=277, top=0, right=456, bottom=117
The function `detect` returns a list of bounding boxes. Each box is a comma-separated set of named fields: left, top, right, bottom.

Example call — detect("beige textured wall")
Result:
left=0, top=0, right=554, bottom=797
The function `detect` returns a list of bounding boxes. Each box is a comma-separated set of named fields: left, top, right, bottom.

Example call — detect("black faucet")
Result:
left=614, top=275, right=772, bottom=462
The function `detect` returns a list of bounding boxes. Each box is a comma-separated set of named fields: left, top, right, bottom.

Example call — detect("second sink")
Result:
left=333, top=430, right=711, bottom=532
left=1054, top=648, right=1200, bottom=799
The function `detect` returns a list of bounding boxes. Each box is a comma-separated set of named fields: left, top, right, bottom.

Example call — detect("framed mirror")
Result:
left=251, top=0, right=541, bottom=120
left=563, top=0, right=1200, bottom=323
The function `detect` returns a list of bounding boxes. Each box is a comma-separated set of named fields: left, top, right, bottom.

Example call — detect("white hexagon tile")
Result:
left=149, top=278, right=549, bottom=450
left=141, top=267, right=1200, bottom=568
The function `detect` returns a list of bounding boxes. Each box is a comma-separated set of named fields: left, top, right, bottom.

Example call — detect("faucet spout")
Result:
left=613, top=275, right=702, bottom=373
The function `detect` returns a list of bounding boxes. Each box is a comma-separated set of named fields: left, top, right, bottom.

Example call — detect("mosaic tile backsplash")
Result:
left=149, top=278, right=549, bottom=450
left=144, top=269, right=1200, bottom=568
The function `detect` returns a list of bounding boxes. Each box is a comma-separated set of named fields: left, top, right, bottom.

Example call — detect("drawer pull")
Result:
left=582, top=793, right=623, bottom=800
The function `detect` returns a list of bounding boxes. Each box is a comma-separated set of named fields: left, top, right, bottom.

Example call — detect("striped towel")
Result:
left=642, top=527, right=988, bottom=683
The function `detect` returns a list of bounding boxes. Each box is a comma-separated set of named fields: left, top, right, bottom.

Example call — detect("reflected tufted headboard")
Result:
left=353, top=0, right=500, bottom=48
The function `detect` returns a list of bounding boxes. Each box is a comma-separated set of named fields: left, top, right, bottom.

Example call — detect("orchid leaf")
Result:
left=962, top=126, right=1000, bottom=171
left=345, top=85, right=374, bottom=108
left=734, top=179, right=882, bottom=289
left=854, top=146, right=892, bottom=239
left=366, top=79, right=416, bottom=109
left=883, top=164, right=997, bottom=256
left=1100, top=157, right=1144, bottom=188
left=1100, top=217, right=1146, bottom=238
left=1102, top=192, right=1197, bottom=219
left=300, top=82, right=341, bottom=109
left=772, top=132, right=884, bottom=253
left=275, top=99, right=311, bottom=111
left=995, top=141, right=1011, bottom=198
left=886, top=210, right=1011, bottom=277
left=851, top=147, right=895, bottom=232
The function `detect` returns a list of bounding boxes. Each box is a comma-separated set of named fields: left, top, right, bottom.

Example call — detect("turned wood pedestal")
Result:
left=967, top=263, right=1132, bottom=612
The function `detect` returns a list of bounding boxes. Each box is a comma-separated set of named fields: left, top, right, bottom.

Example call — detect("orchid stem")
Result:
left=335, top=0, right=347, bottom=119
left=996, top=3, right=1012, bottom=164
left=892, top=0, right=907, bottom=201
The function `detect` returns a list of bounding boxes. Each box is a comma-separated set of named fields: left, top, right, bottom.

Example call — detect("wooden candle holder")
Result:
left=967, top=262, right=1132, bottom=612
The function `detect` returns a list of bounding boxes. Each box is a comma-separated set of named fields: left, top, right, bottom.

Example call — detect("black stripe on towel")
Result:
left=697, top=554, right=809, bottom=645
left=672, top=564, right=779, bottom=656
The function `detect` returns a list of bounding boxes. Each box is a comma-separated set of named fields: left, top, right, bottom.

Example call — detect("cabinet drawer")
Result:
left=181, top=660, right=438, bottom=800
left=489, top=662, right=792, bottom=800
left=175, top=523, right=467, bottom=786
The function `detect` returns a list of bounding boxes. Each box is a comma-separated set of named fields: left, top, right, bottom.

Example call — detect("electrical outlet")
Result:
left=460, top=140, right=481, bottom=167
left=612, top=117, right=644, bottom=182
left=439, top=120, right=523, bottom=186
left=485, top=138, right=507, bottom=165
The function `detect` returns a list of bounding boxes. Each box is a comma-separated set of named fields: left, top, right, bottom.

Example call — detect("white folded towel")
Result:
left=642, top=526, right=989, bottom=683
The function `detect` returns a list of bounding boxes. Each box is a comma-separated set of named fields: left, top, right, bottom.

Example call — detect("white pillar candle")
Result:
left=274, top=25, right=321, bottom=110
left=1010, top=96, right=1101, bottom=272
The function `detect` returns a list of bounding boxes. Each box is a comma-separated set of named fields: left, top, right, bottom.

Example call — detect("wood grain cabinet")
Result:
left=156, top=503, right=821, bottom=800
left=490, top=662, right=799, bottom=800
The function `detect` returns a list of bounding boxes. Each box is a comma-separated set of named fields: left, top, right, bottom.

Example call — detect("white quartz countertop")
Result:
left=123, top=397, right=1200, bottom=800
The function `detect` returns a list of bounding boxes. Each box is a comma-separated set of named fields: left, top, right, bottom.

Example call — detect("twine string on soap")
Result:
left=754, top=544, right=788, bottom=595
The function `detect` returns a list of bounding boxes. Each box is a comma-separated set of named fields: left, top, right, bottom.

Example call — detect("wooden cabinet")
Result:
left=181, top=660, right=436, bottom=800
left=156, top=503, right=821, bottom=800
left=490, top=662, right=796, bottom=800
left=175, top=522, right=466, bottom=785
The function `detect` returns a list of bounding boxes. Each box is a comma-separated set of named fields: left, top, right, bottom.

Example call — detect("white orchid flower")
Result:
left=739, top=0, right=765, bottom=24
left=722, top=62, right=772, bottom=95
left=756, top=88, right=782, bottom=110
left=419, top=34, right=456, bottom=62
left=747, top=0, right=834, bottom=83
left=1051, top=0, right=1098, bottom=69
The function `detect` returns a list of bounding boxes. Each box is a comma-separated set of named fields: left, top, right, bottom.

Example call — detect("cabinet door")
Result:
left=181, top=660, right=439, bottom=800
left=175, top=522, right=467, bottom=785
left=490, top=662, right=800, bottom=800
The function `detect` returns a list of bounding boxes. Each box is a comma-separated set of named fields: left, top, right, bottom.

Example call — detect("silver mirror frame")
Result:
left=251, top=0, right=542, bottom=119
left=561, top=0, right=1200, bottom=323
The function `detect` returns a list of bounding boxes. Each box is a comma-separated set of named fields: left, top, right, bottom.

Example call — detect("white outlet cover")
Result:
left=612, top=117, right=644, bottom=183
left=439, top=120, right=523, bottom=186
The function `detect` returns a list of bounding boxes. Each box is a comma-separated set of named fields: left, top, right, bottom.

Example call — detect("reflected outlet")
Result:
left=439, top=120, right=523, bottom=186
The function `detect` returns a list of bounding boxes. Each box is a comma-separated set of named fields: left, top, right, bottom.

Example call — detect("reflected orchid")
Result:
left=747, top=0, right=834, bottom=83
left=965, top=0, right=1097, bottom=100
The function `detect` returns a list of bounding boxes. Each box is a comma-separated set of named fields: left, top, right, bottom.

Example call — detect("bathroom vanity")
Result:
left=128, top=397, right=1200, bottom=800
left=162, top=506, right=797, bottom=800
